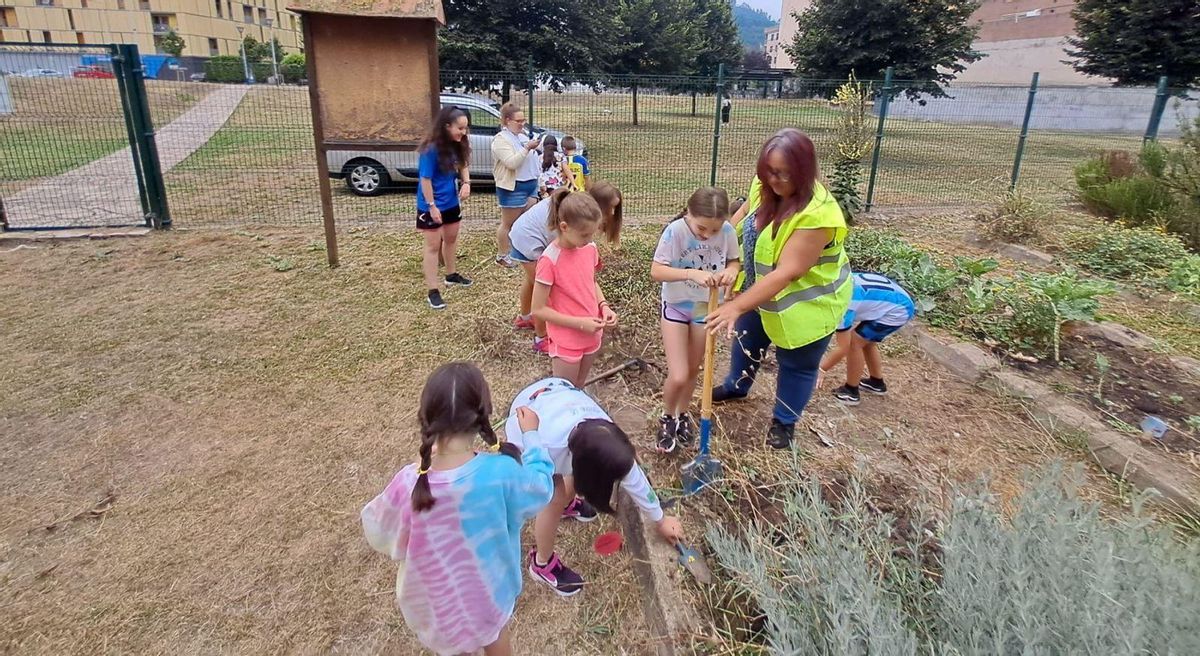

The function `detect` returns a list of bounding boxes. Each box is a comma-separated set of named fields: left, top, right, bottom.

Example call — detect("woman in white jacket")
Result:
left=491, top=102, right=543, bottom=268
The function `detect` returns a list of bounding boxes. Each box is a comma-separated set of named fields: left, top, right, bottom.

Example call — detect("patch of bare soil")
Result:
left=1025, top=332, right=1200, bottom=467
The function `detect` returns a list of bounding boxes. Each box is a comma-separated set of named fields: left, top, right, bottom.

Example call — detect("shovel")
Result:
left=681, top=287, right=723, bottom=496
left=675, top=541, right=714, bottom=584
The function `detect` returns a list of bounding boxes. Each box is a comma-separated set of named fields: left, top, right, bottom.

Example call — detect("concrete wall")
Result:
left=957, top=37, right=1099, bottom=86
left=882, top=85, right=1200, bottom=135
left=0, top=51, right=84, bottom=75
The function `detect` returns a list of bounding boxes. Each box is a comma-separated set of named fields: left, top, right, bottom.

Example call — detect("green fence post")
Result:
left=121, top=44, right=171, bottom=228
left=1144, top=75, right=1170, bottom=143
left=526, top=59, right=535, bottom=131
left=710, top=64, right=725, bottom=186
left=864, top=66, right=893, bottom=212
left=112, top=44, right=151, bottom=224
left=1010, top=71, right=1039, bottom=191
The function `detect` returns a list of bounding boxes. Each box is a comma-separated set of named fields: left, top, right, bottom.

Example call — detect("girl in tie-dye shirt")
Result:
left=362, top=363, right=555, bottom=656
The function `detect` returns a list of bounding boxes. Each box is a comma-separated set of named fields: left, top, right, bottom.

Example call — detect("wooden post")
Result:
left=302, top=15, right=339, bottom=268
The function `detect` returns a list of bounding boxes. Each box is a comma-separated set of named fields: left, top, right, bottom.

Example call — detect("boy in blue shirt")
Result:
left=819, top=272, right=916, bottom=405
left=562, top=136, right=590, bottom=191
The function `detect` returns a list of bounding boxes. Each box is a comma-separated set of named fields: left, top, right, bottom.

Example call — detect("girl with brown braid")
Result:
left=362, top=363, right=555, bottom=655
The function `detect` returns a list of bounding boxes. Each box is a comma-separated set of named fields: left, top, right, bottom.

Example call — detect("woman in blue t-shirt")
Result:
left=418, top=106, right=474, bottom=310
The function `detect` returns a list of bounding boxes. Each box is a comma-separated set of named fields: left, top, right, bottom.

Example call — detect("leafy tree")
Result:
left=157, top=29, right=185, bottom=58
left=743, top=49, right=771, bottom=70
left=281, top=53, right=306, bottom=83
left=784, top=0, right=982, bottom=98
left=240, top=36, right=283, bottom=64
left=439, top=0, right=625, bottom=99
left=691, top=0, right=743, bottom=75
left=1066, top=0, right=1200, bottom=88
left=609, top=0, right=698, bottom=76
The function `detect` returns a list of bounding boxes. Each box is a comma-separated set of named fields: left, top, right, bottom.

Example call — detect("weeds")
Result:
left=976, top=187, right=1048, bottom=244
left=847, top=229, right=1112, bottom=360
left=268, top=255, right=295, bottom=272
left=1064, top=221, right=1190, bottom=281
left=708, top=463, right=1200, bottom=655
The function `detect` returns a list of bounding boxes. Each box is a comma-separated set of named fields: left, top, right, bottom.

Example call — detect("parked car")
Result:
left=327, top=92, right=586, bottom=197
left=71, top=65, right=115, bottom=79
left=19, top=69, right=64, bottom=78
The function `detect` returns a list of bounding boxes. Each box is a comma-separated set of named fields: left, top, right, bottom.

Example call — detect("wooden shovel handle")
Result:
left=701, top=286, right=718, bottom=422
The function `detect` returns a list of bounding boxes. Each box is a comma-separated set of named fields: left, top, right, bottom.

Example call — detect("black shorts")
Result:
left=416, top=205, right=462, bottom=231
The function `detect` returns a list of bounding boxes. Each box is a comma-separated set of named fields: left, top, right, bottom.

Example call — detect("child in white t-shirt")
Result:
left=650, top=187, right=741, bottom=454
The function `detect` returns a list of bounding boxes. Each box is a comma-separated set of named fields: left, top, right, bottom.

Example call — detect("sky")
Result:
left=741, top=0, right=781, bottom=21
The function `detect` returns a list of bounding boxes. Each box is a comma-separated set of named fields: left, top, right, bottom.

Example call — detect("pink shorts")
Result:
left=548, top=335, right=603, bottom=363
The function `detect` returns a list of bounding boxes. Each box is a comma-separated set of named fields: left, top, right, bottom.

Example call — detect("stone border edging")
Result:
left=618, top=492, right=699, bottom=656
left=906, top=323, right=1200, bottom=517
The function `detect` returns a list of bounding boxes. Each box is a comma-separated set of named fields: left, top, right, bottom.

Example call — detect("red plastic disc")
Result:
left=593, top=531, right=624, bottom=556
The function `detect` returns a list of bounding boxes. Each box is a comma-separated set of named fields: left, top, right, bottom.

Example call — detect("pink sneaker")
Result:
left=527, top=550, right=584, bottom=596
left=514, top=315, right=535, bottom=331
left=532, top=338, right=550, bottom=355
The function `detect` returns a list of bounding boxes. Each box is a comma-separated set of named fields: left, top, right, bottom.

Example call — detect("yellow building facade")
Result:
left=0, top=0, right=302, bottom=58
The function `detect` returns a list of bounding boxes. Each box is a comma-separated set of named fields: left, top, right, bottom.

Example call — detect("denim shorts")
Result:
left=509, top=246, right=536, bottom=264
left=496, top=178, right=539, bottom=208
left=839, top=319, right=907, bottom=343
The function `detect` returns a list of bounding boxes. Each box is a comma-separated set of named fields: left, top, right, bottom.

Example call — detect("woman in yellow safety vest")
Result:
left=705, top=129, right=852, bottom=449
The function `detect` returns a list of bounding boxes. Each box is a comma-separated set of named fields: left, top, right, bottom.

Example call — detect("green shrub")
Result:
left=848, top=228, right=1110, bottom=359
left=708, top=464, right=1200, bottom=655
left=1165, top=256, right=1200, bottom=300
left=1077, top=175, right=1176, bottom=224
left=205, top=55, right=246, bottom=83
left=281, top=53, right=306, bottom=83
left=976, top=188, right=1048, bottom=244
left=1064, top=222, right=1191, bottom=280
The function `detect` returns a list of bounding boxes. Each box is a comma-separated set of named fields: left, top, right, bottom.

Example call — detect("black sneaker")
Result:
left=560, top=496, right=598, bottom=522
left=766, top=418, right=794, bottom=450
left=675, top=413, right=695, bottom=447
left=427, top=289, right=446, bottom=310
left=860, top=377, right=887, bottom=395
left=445, top=272, right=473, bottom=287
left=528, top=550, right=584, bottom=597
left=656, top=415, right=678, bottom=454
left=833, top=384, right=861, bottom=406
left=711, top=385, right=746, bottom=404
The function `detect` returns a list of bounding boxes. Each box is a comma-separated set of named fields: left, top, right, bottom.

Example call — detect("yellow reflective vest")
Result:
left=752, top=183, right=852, bottom=349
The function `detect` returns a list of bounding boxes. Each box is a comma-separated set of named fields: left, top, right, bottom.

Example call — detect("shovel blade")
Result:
left=676, top=542, right=714, bottom=584
left=681, top=453, right=723, bottom=496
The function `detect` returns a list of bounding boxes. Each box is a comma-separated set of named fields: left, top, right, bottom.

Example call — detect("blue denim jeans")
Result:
left=719, top=310, right=832, bottom=425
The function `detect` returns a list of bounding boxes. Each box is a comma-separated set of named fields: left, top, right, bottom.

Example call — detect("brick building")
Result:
left=958, top=0, right=1097, bottom=85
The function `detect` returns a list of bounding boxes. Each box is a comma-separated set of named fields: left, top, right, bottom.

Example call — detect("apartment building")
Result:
left=771, top=0, right=811, bottom=70
left=763, top=25, right=781, bottom=69
left=958, top=0, right=1094, bottom=84
left=0, top=0, right=302, bottom=58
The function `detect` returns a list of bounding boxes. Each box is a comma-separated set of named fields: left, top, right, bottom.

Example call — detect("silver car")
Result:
left=327, top=92, right=584, bottom=196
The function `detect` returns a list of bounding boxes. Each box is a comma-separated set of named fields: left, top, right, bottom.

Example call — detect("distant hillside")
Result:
left=733, top=2, right=778, bottom=50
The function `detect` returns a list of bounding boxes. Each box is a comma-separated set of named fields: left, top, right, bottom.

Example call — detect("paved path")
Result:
left=3, top=85, right=249, bottom=229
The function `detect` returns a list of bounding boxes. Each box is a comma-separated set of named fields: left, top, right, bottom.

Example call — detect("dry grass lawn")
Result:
left=0, top=226, right=656, bottom=654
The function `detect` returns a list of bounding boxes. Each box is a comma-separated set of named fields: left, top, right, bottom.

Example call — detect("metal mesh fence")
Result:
left=1, top=44, right=139, bottom=229
left=3, top=59, right=1197, bottom=230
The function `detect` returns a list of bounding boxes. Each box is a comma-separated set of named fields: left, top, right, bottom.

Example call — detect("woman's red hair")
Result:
left=755, top=129, right=819, bottom=231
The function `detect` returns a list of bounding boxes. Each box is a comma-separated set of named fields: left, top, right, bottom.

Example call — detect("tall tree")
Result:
left=691, top=0, right=744, bottom=75
left=439, top=0, right=625, bottom=98
left=784, top=0, right=982, bottom=98
left=1066, top=0, right=1200, bottom=88
left=743, top=49, right=771, bottom=70
left=610, top=0, right=699, bottom=76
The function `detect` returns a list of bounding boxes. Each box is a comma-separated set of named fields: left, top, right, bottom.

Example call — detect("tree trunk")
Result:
left=691, top=90, right=697, bottom=116
left=632, top=81, right=639, bottom=126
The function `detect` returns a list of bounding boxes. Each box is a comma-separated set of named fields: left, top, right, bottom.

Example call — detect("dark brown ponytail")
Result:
left=411, top=426, right=438, bottom=512
left=477, top=407, right=523, bottom=464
